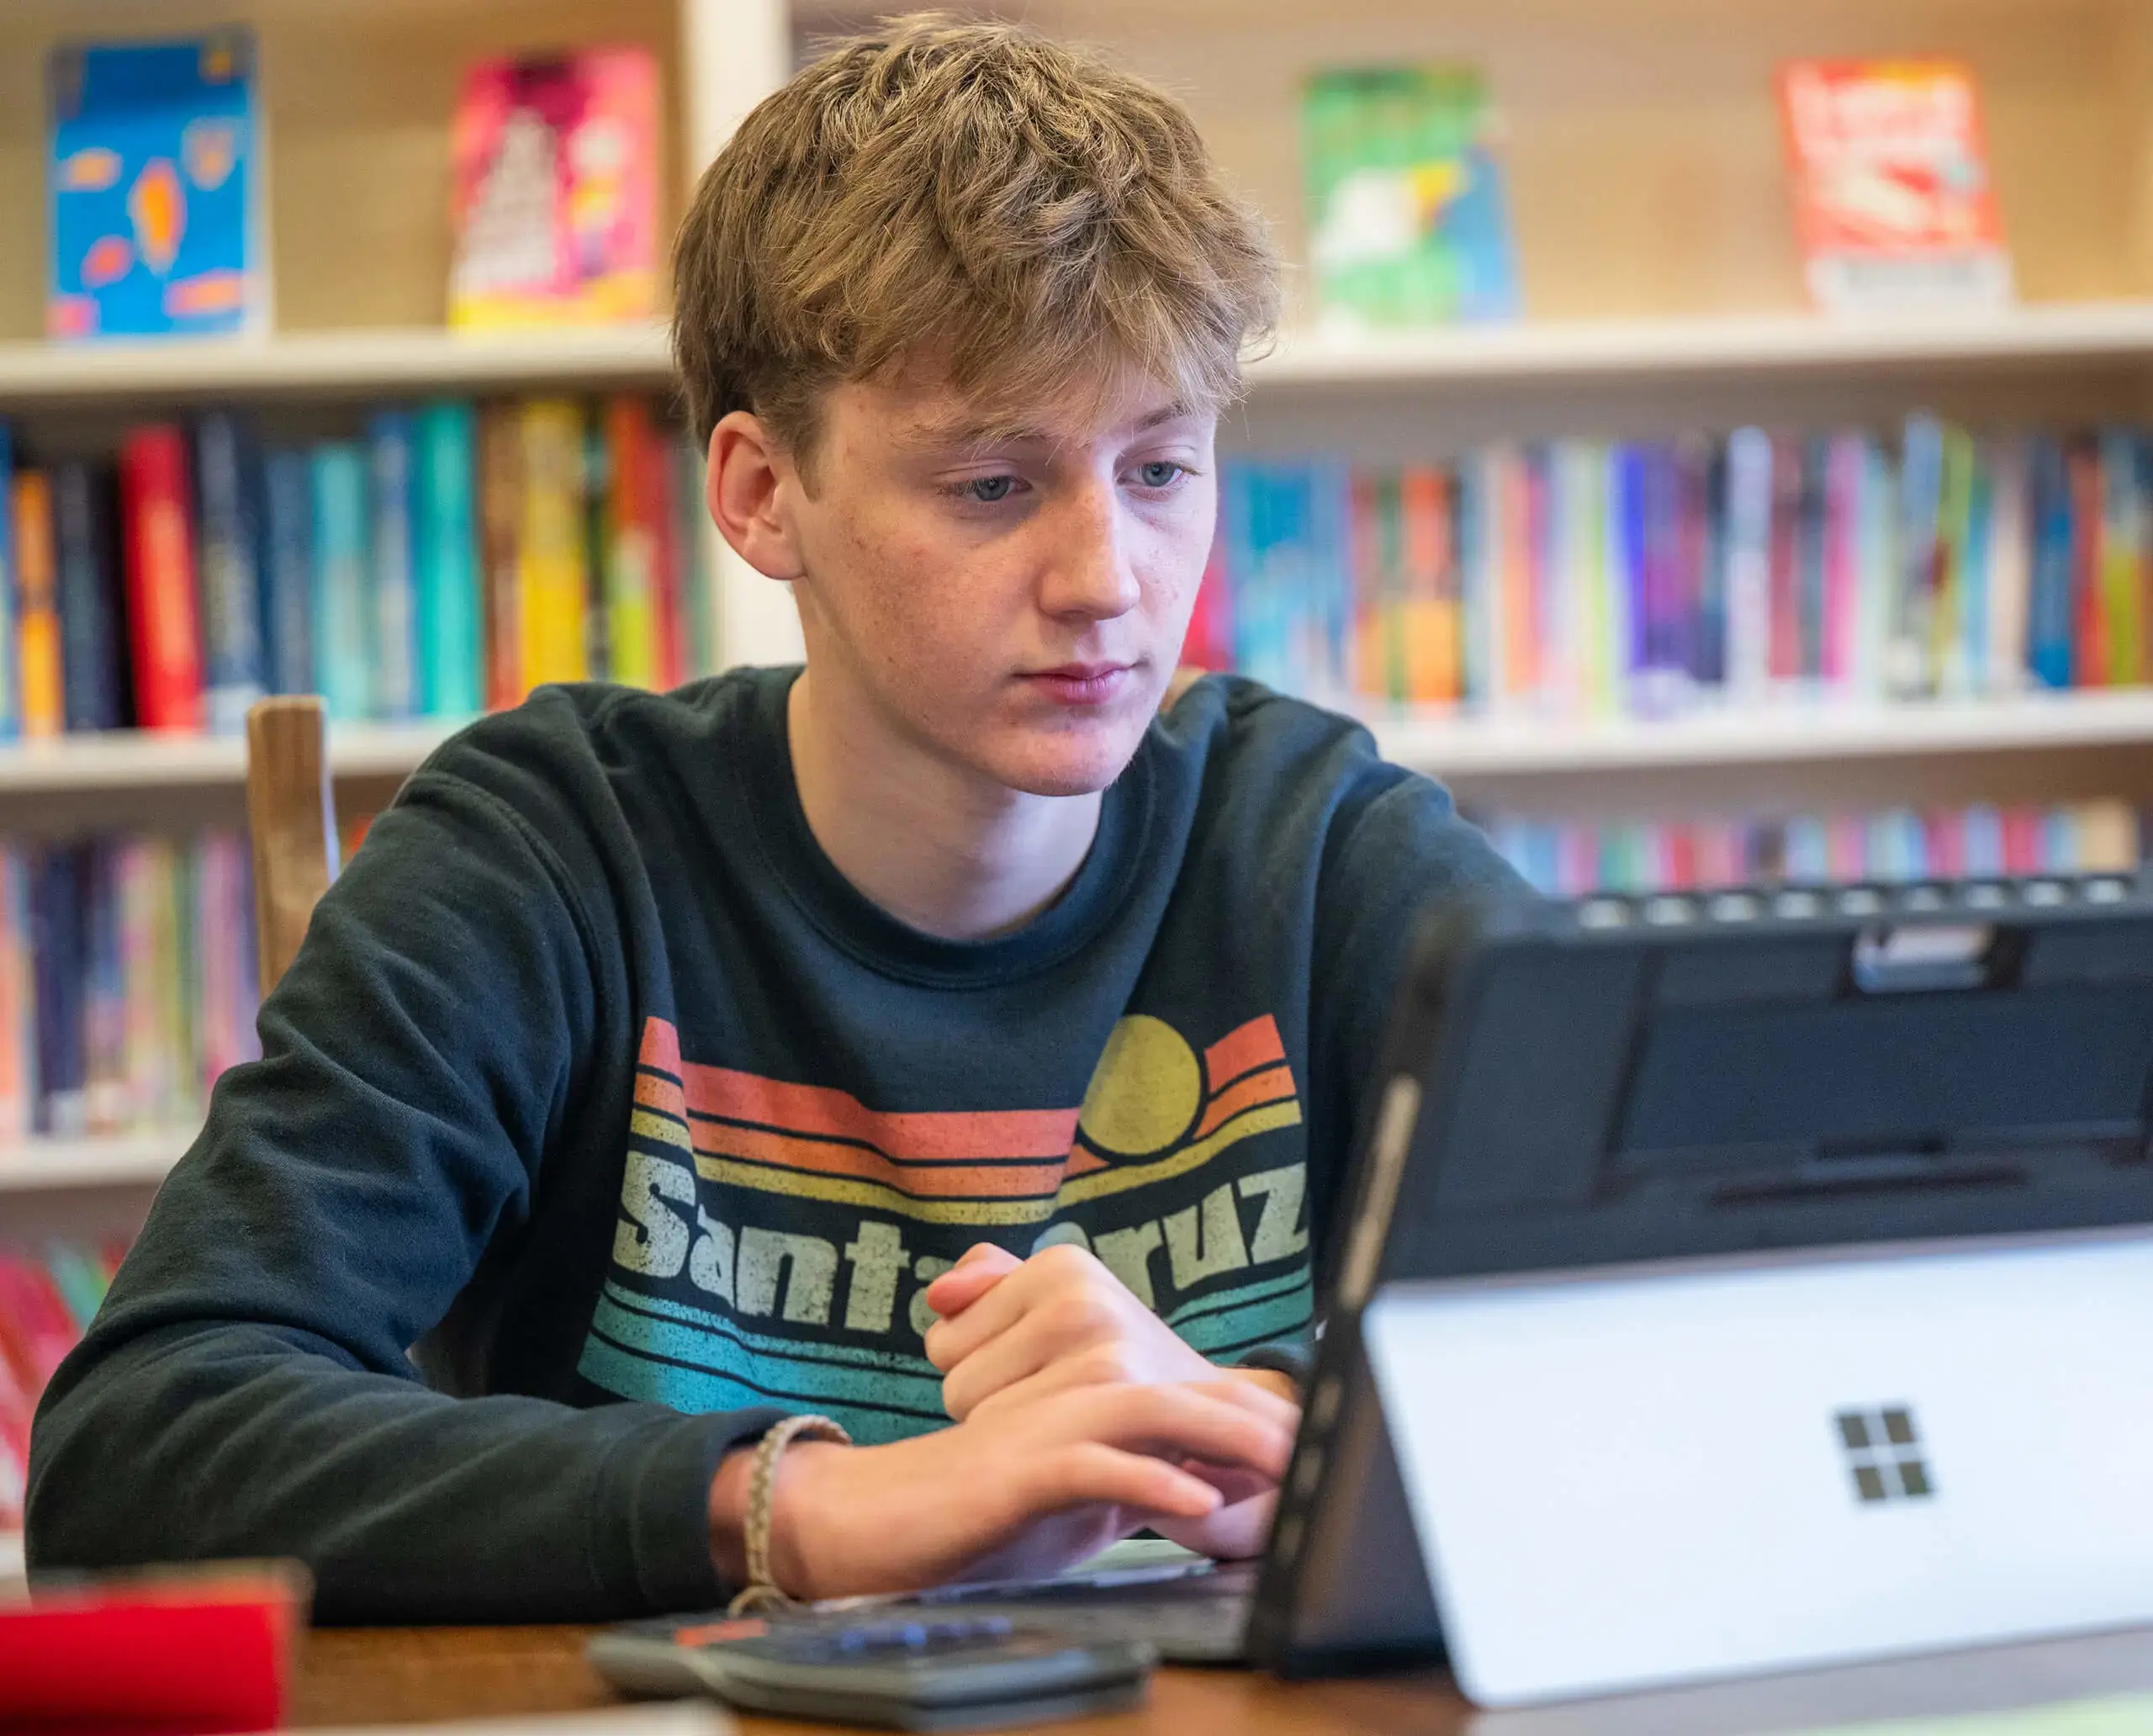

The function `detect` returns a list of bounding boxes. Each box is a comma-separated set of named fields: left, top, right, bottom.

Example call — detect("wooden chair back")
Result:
left=245, top=696, right=341, bottom=999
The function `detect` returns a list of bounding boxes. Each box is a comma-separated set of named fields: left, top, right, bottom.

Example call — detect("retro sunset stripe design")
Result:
left=628, top=1014, right=1304, bottom=1227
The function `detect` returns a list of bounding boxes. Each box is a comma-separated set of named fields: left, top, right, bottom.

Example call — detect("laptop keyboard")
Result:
left=844, top=1560, right=1257, bottom=1664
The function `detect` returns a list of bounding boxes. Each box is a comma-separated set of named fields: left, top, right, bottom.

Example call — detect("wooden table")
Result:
left=292, top=1622, right=2153, bottom=1735
left=289, top=1626, right=1458, bottom=1733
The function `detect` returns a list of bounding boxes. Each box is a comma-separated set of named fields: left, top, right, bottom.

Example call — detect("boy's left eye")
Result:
left=1134, top=461, right=1186, bottom=490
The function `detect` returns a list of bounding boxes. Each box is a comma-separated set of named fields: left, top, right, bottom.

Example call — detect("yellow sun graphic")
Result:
left=1077, top=1015, right=1203, bottom=1158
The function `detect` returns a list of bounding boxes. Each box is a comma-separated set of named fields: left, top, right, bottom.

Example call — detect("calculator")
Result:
left=587, top=1612, right=1154, bottom=1731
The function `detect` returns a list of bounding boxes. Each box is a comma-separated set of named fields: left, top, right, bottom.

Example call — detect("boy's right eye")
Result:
left=939, top=474, right=1023, bottom=505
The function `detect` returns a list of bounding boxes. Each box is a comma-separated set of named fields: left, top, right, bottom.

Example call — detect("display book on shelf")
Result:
left=0, top=1235, right=130, bottom=1538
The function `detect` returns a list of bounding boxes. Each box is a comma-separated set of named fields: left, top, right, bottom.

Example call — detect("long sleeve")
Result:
left=27, top=741, right=777, bottom=1622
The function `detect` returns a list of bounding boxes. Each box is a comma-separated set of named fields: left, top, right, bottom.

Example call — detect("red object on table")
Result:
left=0, top=1561, right=308, bottom=1733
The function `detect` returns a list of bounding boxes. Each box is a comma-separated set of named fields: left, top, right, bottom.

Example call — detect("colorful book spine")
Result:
left=53, top=461, right=126, bottom=732
left=479, top=402, right=523, bottom=712
left=0, top=427, right=16, bottom=742
left=516, top=400, right=591, bottom=696
left=13, top=470, right=65, bottom=738
left=0, top=849, right=33, bottom=1140
left=309, top=443, right=373, bottom=721
left=81, top=842, right=129, bottom=1132
left=600, top=396, right=661, bottom=690
left=673, top=437, right=717, bottom=679
left=414, top=400, right=483, bottom=717
left=262, top=450, right=315, bottom=697
left=118, top=426, right=206, bottom=732
left=194, top=411, right=267, bottom=733
left=29, top=844, right=86, bottom=1135
left=368, top=411, right=420, bottom=722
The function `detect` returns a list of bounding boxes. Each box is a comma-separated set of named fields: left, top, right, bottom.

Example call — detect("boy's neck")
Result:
left=786, top=667, right=1103, bottom=943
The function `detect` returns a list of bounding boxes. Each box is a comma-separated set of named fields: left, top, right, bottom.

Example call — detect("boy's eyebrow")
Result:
left=902, top=401, right=1194, bottom=453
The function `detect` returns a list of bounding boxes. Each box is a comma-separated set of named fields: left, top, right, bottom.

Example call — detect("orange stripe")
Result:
left=694, top=1120, right=1068, bottom=1199
left=639, top=1017, right=682, bottom=1077
left=1193, top=1064, right=1298, bottom=1138
left=1204, top=1014, right=1285, bottom=1091
left=682, top=1061, right=1078, bottom=1162
left=634, top=1071, right=689, bottom=1120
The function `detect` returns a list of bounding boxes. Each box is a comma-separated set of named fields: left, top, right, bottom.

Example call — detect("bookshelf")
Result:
left=4, top=0, right=2153, bottom=1213
left=0, top=1134, right=186, bottom=1194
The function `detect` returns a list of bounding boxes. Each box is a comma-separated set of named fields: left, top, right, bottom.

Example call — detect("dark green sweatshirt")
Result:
left=27, top=668, right=1516, bottom=1622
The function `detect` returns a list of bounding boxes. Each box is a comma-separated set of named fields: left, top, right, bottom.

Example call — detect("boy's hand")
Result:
left=920, top=1241, right=1299, bottom=1559
left=711, top=1377, right=1297, bottom=1601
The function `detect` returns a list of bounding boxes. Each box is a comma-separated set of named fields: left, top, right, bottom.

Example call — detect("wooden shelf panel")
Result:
left=0, top=326, right=672, bottom=408
left=12, top=696, right=2153, bottom=802
left=0, top=722, right=462, bottom=795
left=5, top=300, right=2153, bottom=410
left=0, top=1132, right=190, bottom=1192
left=1372, top=691, right=2153, bottom=777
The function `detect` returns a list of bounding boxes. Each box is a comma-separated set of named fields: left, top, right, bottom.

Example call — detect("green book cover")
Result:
left=1304, top=65, right=1521, bottom=329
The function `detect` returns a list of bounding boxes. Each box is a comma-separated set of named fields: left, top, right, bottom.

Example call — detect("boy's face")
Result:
left=779, top=368, right=1218, bottom=797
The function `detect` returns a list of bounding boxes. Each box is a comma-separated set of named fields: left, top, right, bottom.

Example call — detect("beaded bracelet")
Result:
left=727, top=1413, right=852, bottom=1616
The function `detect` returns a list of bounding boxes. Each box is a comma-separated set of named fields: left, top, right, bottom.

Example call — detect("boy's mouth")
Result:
left=1018, top=662, right=1135, bottom=706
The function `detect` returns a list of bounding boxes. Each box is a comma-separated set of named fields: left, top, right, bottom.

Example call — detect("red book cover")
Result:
left=2069, top=442, right=2105, bottom=688
left=640, top=405, right=685, bottom=691
left=1778, top=60, right=2012, bottom=314
left=1666, top=826, right=1698, bottom=892
left=1181, top=533, right=1233, bottom=672
left=0, top=1253, right=80, bottom=1393
left=119, top=426, right=205, bottom=731
left=2002, top=807, right=2042, bottom=875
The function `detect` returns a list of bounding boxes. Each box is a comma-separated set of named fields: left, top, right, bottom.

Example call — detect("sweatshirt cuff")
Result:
left=1232, top=1343, right=1313, bottom=1391
left=601, top=1406, right=788, bottom=1613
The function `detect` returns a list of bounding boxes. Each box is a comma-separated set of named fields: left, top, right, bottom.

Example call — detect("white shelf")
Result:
left=1370, top=690, right=2153, bottom=777
left=3, top=302, right=2152, bottom=408
left=1251, top=302, right=2153, bottom=389
left=0, top=325, right=673, bottom=407
left=0, top=1132, right=190, bottom=1193
left=0, top=721, right=464, bottom=796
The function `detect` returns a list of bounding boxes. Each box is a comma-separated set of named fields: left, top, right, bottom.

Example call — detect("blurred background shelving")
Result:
left=9, top=2, right=2153, bottom=1574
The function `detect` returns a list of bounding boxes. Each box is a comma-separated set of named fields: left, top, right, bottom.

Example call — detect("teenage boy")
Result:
left=28, top=15, right=1516, bottom=1619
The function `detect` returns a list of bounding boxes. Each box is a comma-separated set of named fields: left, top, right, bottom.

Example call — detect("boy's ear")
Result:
left=706, top=410, right=807, bottom=582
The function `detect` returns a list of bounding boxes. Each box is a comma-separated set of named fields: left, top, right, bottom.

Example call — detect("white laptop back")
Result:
left=1362, top=1231, right=2153, bottom=1707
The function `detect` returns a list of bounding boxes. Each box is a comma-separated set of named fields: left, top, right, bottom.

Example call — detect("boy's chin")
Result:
left=976, top=719, right=1150, bottom=798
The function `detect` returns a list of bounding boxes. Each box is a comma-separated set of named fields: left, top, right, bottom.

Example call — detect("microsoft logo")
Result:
left=1835, top=1405, right=1935, bottom=1504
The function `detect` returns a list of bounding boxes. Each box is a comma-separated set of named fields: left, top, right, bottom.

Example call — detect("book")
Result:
left=118, top=426, right=205, bottom=732
left=600, top=396, right=664, bottom=689
left=53, top=462, right=127, bottom=732
left=1778, top=60, right=2013, bottom=315
left=414, top=401, right=484, bottom=717
left=0, top=428, right=15, bottom=743
left=261, top=450, right=314, bottom=697
left=0, top=849, right=34, bottom=1141
left=447, top=48, right=663, bottom=331
left=29, top=845, right=86, bottom=1137
left=368, top=412, right=420, bottom=722
left=1304, top=66, right=1520, bottom=329
left=13, top=471, right=66, bottom=739
left=81, top=842, right=129, bottom=1132
left=45, top=30, right=267, bottom=340
left=309, top=443, right=373, bottom=721
left=479, top=403, right=523, bottom=712
left=673, top=437, right=717, bottom=680
left=193, top=412, right=267, bottom=732
left=516, top=400, right=590, bottom=696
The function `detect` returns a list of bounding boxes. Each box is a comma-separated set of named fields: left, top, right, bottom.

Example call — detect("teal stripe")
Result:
left=590, top=1296, right=947, bottom=1416
left=578, top=1336, right=943, bottom=1446
left=1165, top=1266, right=1309, bottom=1330
left=1175, top=1287, right=1313, bottom=1357
left=604, top=1281, right=938, bottom=1376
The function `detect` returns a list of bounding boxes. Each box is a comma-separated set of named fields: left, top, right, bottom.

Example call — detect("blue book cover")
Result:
left=262, top=449, right=314, bottom=696
left=2026, top=435, right=2075, bottom=691
left=46, top=29, right=267, bottom=341
left=310, top=443, right=373, bottom=720
left=194, top=411, right=267, bottom=732
left=29, top=843, right=87, bottom=1136
left=1894, top=414, right=1944, bottom=698
left=1961, top=448, right=1995, bottom=696
left=0, top=426, right=17, bottom=741
left=368, top=411, right=419, bottom=721
left=52, top=460, right=126, bottom=731
left=414, top=400, right=483, bottom=717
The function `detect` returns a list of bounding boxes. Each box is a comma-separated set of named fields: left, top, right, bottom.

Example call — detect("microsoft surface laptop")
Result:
left=600, top=871, right=2153, bottom=1706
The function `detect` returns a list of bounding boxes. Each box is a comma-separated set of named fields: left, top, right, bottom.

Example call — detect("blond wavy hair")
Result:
left=672, top=13, right=1280, bottom=477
